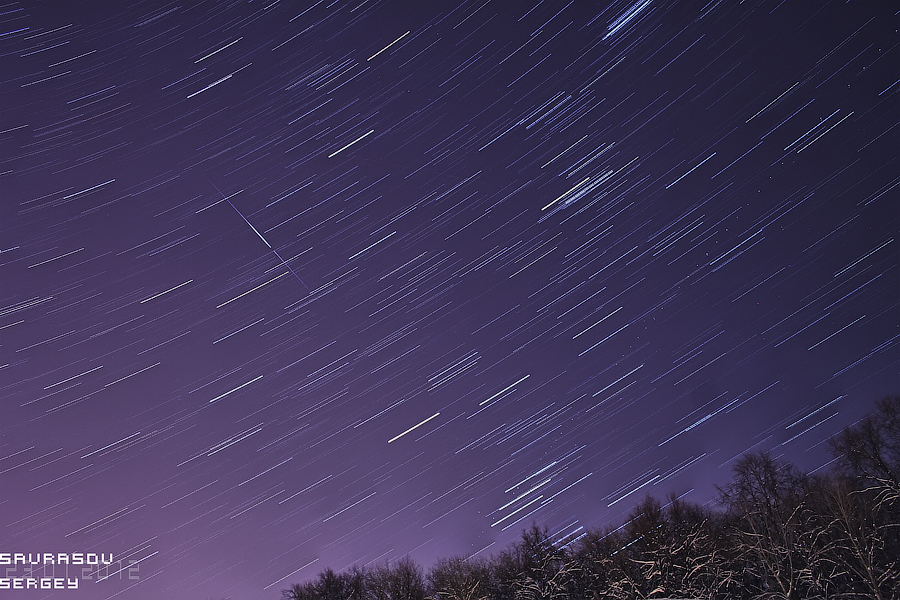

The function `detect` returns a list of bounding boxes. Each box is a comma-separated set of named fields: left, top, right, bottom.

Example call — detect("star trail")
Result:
left=1, top=1, right=897, bottom=598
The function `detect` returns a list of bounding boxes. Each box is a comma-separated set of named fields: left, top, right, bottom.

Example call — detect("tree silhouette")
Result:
left=282, top=395, right=899, bottom=600
left=718, top=452, right=815, bottom=599
left=368, top=556, right=426, bottom=600
left=829, top=395, right=900, bottom=508
left=427, top=556, right=491, bottom=600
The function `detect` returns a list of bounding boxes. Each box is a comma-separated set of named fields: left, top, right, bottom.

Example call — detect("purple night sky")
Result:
left=1, top=0, right=897, bottom=598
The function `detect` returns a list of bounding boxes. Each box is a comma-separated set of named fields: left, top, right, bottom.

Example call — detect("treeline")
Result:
left=283, top=396, right=899, bottom=600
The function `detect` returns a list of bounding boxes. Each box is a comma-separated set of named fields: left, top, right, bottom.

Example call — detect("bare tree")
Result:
left=664, top=495, right=737, bottom=599
left=427, top=556, right=491, bottom=600
left=811, top=473, right=898, bottom=599
left=368, top=556, right=426, bottom=600
left=572, top=526, right=642, bottom=599
left=282, top=566, right=368, bottom=600
left=283, top=579, right=322, bottom=600
left=718, top=452, right=812, bottom=599
left=604, top=494, right=738, bottom=599
left=511, top=524, right=578, bottom=600
left=829, top=395, right=900, bottom=508
left=623, top=495, right=671, bottom=597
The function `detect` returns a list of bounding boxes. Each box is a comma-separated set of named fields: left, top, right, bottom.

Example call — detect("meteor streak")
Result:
left=204, top=175, right=308, bottom=291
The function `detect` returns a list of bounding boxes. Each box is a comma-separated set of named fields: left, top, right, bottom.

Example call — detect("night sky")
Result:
left=1, top=0, right=898, bottom=598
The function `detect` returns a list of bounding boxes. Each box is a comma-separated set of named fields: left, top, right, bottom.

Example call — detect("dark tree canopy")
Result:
left=829, top=395, right=900, bottom=506
left=284, top=397, right=900, bottom=600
